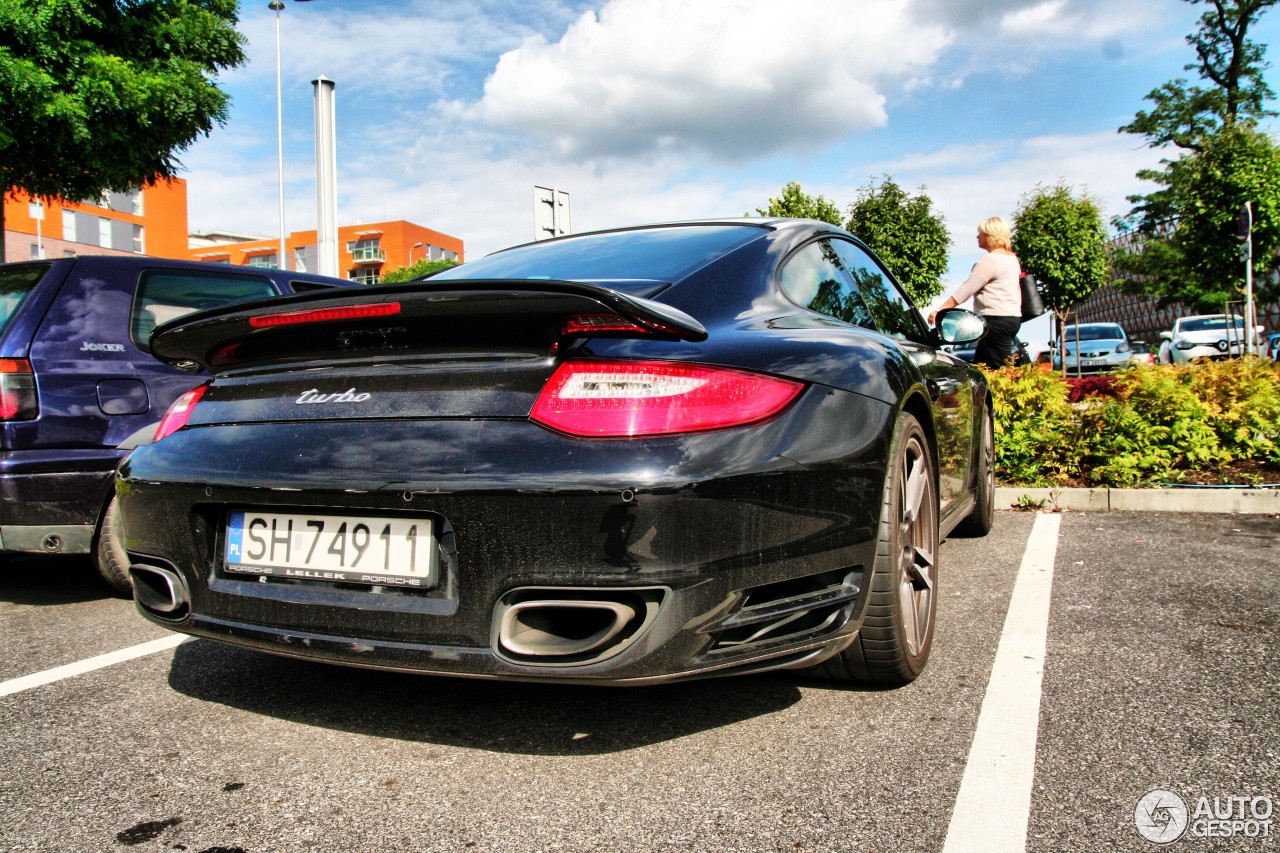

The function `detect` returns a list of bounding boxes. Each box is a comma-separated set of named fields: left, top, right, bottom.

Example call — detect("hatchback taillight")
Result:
left=530, top=360, right=803, bottom=438
left=0, top=359, right=38, bottom=421
left=154, top=384, right=208, bottom=442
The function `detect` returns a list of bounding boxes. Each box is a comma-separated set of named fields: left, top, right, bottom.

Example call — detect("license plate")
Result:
left=1081, top=359, right=1106, bottom=367
left=224, top=510, right=437, bottom=588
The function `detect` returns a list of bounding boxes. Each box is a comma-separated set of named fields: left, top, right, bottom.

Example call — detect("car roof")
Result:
left=475, top=217, right=847, bottom=256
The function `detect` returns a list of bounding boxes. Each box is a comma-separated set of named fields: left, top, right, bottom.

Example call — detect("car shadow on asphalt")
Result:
left=0, top=554, right=119, bottom=606
left=165, top=638, right=807, bottom=755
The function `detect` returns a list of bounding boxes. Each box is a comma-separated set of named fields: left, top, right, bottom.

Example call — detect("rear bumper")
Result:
left=118, top=387, right=895, bottom=682
left=0, top=449, right=123, bottom=553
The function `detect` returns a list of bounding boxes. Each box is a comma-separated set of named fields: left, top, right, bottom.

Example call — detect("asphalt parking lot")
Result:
left=1, top=510, right=1276, bottom=853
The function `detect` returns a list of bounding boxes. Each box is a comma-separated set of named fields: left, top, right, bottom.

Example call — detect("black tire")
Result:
left=955, top=401, right=995, bottom=537
left=94, top=496, right=133, bottom=595
left=811, top=411, right=939, bottom=685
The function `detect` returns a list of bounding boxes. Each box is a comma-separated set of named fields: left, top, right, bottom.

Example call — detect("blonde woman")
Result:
left=928, top=217, right=1022, bottom=368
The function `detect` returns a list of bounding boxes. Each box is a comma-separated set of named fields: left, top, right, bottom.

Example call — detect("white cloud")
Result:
left=471, top=0, right=951, bottom=161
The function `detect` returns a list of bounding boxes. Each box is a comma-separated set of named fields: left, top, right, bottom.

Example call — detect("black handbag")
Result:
left=1019, top=272, right=1045, bottom=323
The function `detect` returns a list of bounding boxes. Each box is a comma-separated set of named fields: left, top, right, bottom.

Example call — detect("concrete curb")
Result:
left=994, top=486, right=1280, bottom=514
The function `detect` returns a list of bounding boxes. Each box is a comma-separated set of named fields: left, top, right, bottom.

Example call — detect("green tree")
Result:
left=1114, top=125, right=1280, bottom=310
left=1120, top=0, right=1276, bottom=153
left=1114, top=0, right=1278, bottom=306
left=1011, top=183, right=1110, bottom=347
left=0, top=0, right=247, bottom=260
left=755, top=181, right=842, bottom=225
left=378, top=257, right=460, bottom=283
left=844, top=176, right=950, bottom=306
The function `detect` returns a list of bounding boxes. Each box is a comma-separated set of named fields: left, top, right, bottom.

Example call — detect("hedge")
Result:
left=983, top=358, right=1280, bottom=488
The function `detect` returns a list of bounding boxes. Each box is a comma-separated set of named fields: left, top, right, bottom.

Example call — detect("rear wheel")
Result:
left=94, top=496, right=133, bottom=595
left=810, top=411, right=938, bottom=685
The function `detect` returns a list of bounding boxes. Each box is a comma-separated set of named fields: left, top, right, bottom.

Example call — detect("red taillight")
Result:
left=0, top=358, right=38, bottom=421
left=248, top=302, right=401, bottom=328
left=530, top=360, right=803, bottom=438
left=153, top=384, right=208, bottom=442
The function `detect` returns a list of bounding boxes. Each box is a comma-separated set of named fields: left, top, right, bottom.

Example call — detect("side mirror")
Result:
left=936, top=308, right=986, bottom=345
left=1159, top=331, right=1173, bottom=341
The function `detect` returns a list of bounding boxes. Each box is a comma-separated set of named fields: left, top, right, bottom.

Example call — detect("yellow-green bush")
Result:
left=986, top=358, right=1280, bottom=487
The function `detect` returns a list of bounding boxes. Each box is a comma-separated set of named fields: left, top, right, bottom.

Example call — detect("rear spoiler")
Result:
left=149, top=279, right=708, bottom=373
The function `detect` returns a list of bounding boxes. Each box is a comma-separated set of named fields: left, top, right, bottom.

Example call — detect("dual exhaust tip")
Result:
left=128, top=561, right=663, bottom=667
left=494, top=588, right=663, bottom=666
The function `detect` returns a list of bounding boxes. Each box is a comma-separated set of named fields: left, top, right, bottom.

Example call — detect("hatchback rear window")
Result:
left=0, top=262, right=51, bottom=337
left=430, top=225, right=768, bottom=292
left=133, top=270, right=279, bottom=351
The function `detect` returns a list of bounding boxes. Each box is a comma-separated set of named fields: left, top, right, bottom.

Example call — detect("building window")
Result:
left=294, top=247, right=308, bottom=272
left=248, top=254, right=279, bottom=269
left=132, top=225, right=145, bottom=254
left=62, top=210, right=77, bottom=243
left=98, top=217, right=111, bottom=248
left=29, top=244, right=40, bottom=259
left=347, top=238, right=384, bottom=263
left=347, top=269, right=380, bottom=284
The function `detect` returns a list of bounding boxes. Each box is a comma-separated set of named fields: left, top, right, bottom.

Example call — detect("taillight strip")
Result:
left=249, top=302, right=401, bottom=328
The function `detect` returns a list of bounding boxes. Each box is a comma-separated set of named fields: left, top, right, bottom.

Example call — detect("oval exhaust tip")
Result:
left=499, top=599, right=638, bottom=658
left=130, top=564, right=189, bottom=619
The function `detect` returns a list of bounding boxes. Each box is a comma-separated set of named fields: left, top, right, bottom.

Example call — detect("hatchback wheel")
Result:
left=94, top=496, right=133, bottom=595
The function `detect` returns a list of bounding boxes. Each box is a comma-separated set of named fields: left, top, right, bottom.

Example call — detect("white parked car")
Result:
left=1157, top=314, right=1247, bottom=365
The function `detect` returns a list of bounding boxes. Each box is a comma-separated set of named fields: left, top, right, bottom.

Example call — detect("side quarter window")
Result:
left=777, top=240, right=874, bottom=327
left=829, top=240, right=925, bottom=341
left=132, top=270, right=278, bottom=352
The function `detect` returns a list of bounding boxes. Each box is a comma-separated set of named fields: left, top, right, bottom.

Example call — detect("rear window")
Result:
left=430, top=225, right=767, bottom=291
left=132, top=269, right=279, bottom=351
left=0, top=262, right=51, bottom=337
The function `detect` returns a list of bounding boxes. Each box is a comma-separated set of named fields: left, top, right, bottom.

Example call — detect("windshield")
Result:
left=0, top=262, right=50, bottom=338
left=1180, top=316, right=1243, bottom=333
left=1063, top=325, right=1125, bottom=342
left=430, top=225, right=768, bottom=292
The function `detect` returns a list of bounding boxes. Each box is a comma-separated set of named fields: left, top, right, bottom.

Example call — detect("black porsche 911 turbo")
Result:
left=118, top=218, right=993, bottom=686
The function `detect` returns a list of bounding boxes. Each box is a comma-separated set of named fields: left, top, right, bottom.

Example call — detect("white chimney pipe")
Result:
left=312, top=76, right=339, bottom=278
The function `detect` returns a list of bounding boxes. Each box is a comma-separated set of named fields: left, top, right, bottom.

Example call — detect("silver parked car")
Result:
left=1051, top=323, right=1134, bottom=374
left=1157, top=314, right=1246, bottom=365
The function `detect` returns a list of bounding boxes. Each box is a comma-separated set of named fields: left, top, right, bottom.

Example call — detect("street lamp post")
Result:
left=411, top=241, right=424, bottom=264
left=269, top=1, right=286, bottom=269
left=268, top=0, right=316, bottom=271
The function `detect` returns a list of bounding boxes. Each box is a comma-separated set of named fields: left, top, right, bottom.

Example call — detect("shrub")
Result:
left=985, top=364, right=1076, bottom=486
left=987, top=358, right=1280, bottom=487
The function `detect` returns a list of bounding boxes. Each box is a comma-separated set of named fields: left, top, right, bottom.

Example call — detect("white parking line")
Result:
left=943, top=511, right=1062, bottom=853
left=0, top=634, right=188, bottom=698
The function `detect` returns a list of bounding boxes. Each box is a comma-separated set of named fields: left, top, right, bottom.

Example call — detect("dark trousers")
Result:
left=976, top=315, right=1022, bottom=369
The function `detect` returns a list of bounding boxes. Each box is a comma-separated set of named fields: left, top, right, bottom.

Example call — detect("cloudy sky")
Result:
left=181, top=0, right=1280, bottom=347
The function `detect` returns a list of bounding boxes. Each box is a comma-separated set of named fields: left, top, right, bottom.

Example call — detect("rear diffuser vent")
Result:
left=707, top=567, right=862, bottom=652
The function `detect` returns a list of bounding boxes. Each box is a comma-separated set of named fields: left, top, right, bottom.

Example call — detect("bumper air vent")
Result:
left=707, top=567, right=862, bottom=652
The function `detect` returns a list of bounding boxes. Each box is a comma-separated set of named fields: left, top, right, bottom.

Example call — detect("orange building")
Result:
left=188, top=220, right=464, bottom=282
left=3, top=179, right=190, bottom=262
left=5, top=178, right=464, bottom=283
